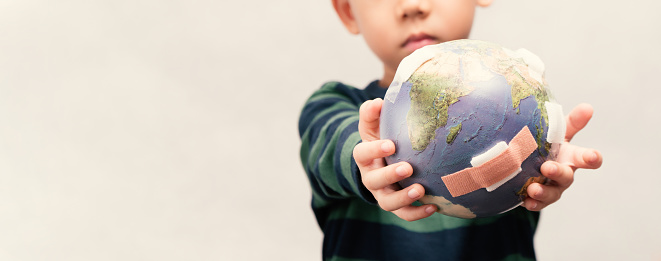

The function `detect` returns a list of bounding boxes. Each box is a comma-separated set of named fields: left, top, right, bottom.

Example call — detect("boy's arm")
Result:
left=523, top=103, right=603, bottom=210
left=299, top=83, right=376, bottom=203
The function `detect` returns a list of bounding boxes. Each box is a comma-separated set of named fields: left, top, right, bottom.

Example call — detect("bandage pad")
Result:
left=441, top=126, right=538, bottom=198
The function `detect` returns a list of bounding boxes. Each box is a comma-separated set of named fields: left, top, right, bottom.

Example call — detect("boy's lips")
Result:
left=402, top=34, right=437, bottom=52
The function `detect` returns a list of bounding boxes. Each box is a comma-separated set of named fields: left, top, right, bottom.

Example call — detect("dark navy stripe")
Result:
left=299, top=97, right=354, bottom=140
left=323, top=212, right=536, bottom=261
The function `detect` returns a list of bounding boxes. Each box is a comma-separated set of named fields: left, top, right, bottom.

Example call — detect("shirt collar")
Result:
left=364, top=80, right=388, bottom=100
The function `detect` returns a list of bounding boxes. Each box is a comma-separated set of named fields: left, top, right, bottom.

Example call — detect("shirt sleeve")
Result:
left=298, top=82, right=376, bottom=204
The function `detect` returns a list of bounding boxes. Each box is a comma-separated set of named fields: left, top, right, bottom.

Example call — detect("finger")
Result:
left=375, top=183, right=425, bottom=212
left=526, top=182, right=563, bottom=206
left=362, top=162, right=413, bottom=191
left=564, top=103, right=593, bottom=142
left=523, top=198, right=544, bottom=212
left=556, top=144, right=603, bottom=170
left=353, top=140, right=395, bottom=168
left=392, top=204, right=437, bottom=222
left=571, top=148, right=603, bottom=170
left=358, top=98, right=383, bottom=142
left=540, top=161, right=574, bottom=188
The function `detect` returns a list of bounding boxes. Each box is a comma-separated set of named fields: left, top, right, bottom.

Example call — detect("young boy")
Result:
left=298, top=0, right=603, bottom=260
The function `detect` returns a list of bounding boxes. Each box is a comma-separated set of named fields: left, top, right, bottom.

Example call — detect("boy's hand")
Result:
left=353, top=98, right=437, bottom=221
left=523, top=103, right=603, bottom=211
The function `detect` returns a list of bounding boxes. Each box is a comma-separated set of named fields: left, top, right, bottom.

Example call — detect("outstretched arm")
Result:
left=299, top=83, right=377, bottom=203
left=523, top=103, right=604, bottom=211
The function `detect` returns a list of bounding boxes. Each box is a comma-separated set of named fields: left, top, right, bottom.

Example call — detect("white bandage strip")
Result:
left=470, top=142, right=521, bottom=192
left=545, top=102, right=566, bottom=144
left=505, top=48, right=546, bottom=85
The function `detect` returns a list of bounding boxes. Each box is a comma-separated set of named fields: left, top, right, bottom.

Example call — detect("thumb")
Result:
left=358, top=98, right=383, bottom=142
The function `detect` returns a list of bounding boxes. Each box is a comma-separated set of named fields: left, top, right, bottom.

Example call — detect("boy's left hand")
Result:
left=523, top=103, right=603, bottom=211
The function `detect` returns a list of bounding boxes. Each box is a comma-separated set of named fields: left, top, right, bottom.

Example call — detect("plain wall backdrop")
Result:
left=1, top=0, right=659, bottom=260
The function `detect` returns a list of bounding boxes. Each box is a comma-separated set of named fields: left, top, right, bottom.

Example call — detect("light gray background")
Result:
left=0, top=0, right=659, bottom=260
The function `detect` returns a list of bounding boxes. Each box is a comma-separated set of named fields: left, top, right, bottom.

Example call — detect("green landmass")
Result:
left=507, top=70, right=551, bottom=150
left=446, top=122, right=462, bottom=144
left=509, top=70, right=537, bottom=109
left=407, top=73, right=470, bottom=151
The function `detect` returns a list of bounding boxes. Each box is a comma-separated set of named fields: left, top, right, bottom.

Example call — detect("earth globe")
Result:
left=380, top=39, right=567, bottom=218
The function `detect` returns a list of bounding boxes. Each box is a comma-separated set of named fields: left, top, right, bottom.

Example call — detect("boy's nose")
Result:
left=398, top=0, right=430, bottom=19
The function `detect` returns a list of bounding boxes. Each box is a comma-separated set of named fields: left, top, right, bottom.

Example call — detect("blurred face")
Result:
left=335, top=0, right=490, bottom=86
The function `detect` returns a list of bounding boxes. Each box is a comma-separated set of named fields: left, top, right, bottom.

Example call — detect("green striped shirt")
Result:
left=299, top=81, right=539, bottom=261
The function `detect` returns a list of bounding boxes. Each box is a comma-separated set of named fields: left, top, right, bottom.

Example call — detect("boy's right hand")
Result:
left=353, top=98, right=437, bottom=222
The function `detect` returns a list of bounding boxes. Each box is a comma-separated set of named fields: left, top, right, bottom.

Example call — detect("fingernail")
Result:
left=425, top=206, right=436, bottom=214
left=529, top=201, right=538, bottom=210
left=408, top=188, right=420, bottom=199
left=395, top=165, right=408, bottom=177
left=588, top=151, right=598, bottom=162
left=381, top=142, right=392, bottom=153
left=547, top=163, right=557, bottom=175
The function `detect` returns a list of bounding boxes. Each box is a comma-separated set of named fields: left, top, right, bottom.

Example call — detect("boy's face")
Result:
left=333, top=0, right=491, bottom=85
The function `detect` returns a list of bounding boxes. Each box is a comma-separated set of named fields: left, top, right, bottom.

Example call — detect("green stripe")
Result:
left=305, top=110, right=355, bottom=198
left=325, top=257, right=377, bottom=261
left=306, top=82, right=341, bottom=103
left=317, top=113, right=360, bottom=198
left=500, top=253, right=535, bottom=261
left=305, top=108, right=355, bottom=176
left=326, top=199, right=516, bottom=233
left=321, top=81, right=339, bottom=90
left=300, top=130, right=311, bottom=172
left=308, top=102, right=358, bottom=132
left=311, top=187, right=329, bottom=209
left=308, top=92, right=349, bottom=103
left=340, top=130, right=361, bottom=191
left=300, top=83, right=361, bottom=206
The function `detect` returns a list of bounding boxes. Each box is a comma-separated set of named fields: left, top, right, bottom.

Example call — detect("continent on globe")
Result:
left=380, top=39, right=567, bottom=218
left=407, top=71, right=471, bottom=151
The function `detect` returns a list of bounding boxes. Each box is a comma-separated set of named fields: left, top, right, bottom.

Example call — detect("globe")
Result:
left=380, top=39, right=566, bottom=218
